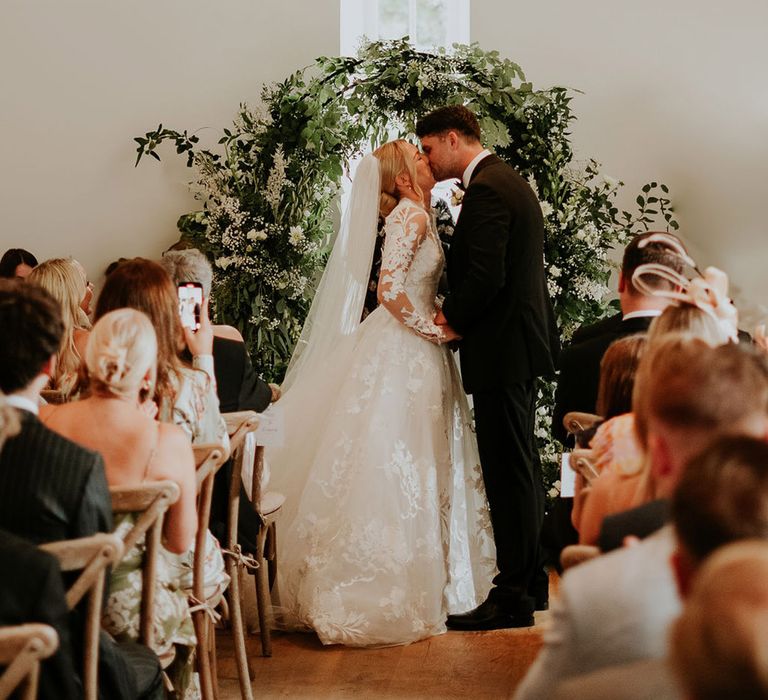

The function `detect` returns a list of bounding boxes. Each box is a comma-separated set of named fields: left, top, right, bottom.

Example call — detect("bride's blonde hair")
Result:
left=373, top=140, right=424, bottom=217
left=85, top=308, right=158, bottom=401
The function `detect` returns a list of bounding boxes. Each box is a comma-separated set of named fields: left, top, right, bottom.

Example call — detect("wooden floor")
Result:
left=214, top=611, right=548, bottom=699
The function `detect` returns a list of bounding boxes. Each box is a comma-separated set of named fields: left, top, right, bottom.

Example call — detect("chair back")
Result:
left=569, top=449, right=600, bottom=485
left=0, top=624, right=59, bottom=700
left=40, top=533, right=124, bottom=700
left=110, top=480, right=180, bottom=648
left=191, top=444, right=229, bottom=601
left=222, top=412, right=260, bottom=547
left=563, top=411, right=602, bottom=439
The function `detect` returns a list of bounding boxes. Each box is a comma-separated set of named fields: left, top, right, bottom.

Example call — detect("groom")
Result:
left=417, top=106, right=559, bottom=629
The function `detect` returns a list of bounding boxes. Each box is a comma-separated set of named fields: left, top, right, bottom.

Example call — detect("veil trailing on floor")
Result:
left=269, top=153, right=382, bottom=528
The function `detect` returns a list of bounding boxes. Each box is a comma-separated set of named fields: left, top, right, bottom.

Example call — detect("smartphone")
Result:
left=178, top=282, right=203, bottom=332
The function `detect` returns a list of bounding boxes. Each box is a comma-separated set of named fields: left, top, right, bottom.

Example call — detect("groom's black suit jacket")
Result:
left=442, top=154, right=559, bottom=393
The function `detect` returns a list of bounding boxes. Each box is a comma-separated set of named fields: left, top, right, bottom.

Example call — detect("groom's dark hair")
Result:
left=416, top=105, right=481, bottom=142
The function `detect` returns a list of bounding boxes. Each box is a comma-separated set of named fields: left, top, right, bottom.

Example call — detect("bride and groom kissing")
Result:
left=268, top=105, right=560, bottom=646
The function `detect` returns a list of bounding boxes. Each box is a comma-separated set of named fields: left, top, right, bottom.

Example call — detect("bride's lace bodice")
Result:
left=378, top=198, right=445, bottom=342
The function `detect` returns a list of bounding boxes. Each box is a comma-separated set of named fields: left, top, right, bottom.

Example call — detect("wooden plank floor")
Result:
left=214, top=610, right=548, bottom=699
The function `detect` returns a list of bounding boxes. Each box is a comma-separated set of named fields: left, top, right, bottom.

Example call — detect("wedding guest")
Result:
left=670, top=540, right=768, bottom=700
left=41, top=309, right=201, bottom=696
left=578, top=303, right=732, bottom=546
left=514, top=339, right=768, bottom=700
left=160, top=248, right=278, bottom=554
left=552, top=231, right=685, bottom=444
left=160, top=248, right=279, bottom=412
left=0, top=279, right=163, bottom=700
left=571, top=335, right=646, bottom=537
left=0, top=247, right=38, bottom=279
left=94, top=258, right=229, bottom=447
left=551, top=438, right=768, bottom=700
left=27, top=258, right=92, bottom=399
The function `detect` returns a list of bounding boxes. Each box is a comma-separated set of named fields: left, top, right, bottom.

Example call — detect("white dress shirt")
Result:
left=462, top=148, right=492, bottom=188
left=4, top=394, right=39, bottom=415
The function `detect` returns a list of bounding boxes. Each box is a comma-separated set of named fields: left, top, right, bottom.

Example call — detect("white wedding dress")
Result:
left=269, top=159, right=495, bottom=647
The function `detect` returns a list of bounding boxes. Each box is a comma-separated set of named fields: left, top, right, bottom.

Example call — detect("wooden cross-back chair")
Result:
left=220, top=411, right=260, bottom=700
left=39, top=533, right=124, bottom=700
left=221, top=411, right=286, bottom=660
left=0, top=624, right=59, bottom=700
left=563, top=411, right=603, bottom=443
left=109, top=480, right=180, bottom=649
left=191, top=442, right=230, bottom=700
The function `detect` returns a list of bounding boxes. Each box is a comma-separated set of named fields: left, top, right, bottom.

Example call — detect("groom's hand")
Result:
left=440, top=324, right=462, bottom=344
left=434, top=309, right=449, bottom=326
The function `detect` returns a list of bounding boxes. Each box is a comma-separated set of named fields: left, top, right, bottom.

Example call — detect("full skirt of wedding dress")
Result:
left=269, top=304, right=496, bottom=647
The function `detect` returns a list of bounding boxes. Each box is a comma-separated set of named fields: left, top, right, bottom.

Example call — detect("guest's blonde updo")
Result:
left=85, top=308, right=158, bottom=400
left=373, top=139, right=424, bottom=218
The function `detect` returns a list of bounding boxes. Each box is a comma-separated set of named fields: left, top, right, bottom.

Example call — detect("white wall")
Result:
left=472, top=0, right=768, bottom=325
left=1, top=1, right=339, bottom=285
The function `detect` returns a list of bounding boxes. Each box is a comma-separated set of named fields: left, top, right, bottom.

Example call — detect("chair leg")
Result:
left=265, top=522, right=277, bottom=591
left=226, top=559, right=254, bottom=700
left=209, top=620, right=220, bottom=700
left=253, top=530, right=272, bottom=657
left=193, top=611, right=215, bottom=700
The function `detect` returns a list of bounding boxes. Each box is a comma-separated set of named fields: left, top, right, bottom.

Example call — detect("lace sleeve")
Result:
left=377, top=204, right=445, bottom=342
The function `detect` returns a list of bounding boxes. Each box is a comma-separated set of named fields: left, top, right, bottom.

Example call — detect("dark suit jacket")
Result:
left=212, top=336, right=272, bottom=413
left=442, top=154, right=559, bottom=392
left=0, top=410, right=112, bottom=543
left=0, top=529, right=79, bottom=700
left=552, top=315, right=654, bottom=444
left=598, top=499, right=670, bottom=553
left=0, top=409, right=162, bottom=700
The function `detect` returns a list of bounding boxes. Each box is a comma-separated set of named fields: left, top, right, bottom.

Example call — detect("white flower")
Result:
left=450, top=188, right=464, bottom=206
left=602, top=175, right=619, bottom=189
left=549, top=265, right=561, bottom=278
left=289, top=226, right=304, bottom=246
left=575, top=230, right=586, bottom=240
left=540, top=200, right=554, bottom=218
left=247, top=229, right=268, bottom=242
left=215, top=256, right=233, bottom=270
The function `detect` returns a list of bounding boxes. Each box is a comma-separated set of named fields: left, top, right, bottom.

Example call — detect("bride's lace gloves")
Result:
left=378, top=207, right=453, bottom=344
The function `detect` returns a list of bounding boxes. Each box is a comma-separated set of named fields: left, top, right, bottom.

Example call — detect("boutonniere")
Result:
left=450, top=187, right=464, bottom=207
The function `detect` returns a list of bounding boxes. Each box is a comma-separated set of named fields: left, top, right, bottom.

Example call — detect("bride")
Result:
left=269, top=139, right=495, bottom=646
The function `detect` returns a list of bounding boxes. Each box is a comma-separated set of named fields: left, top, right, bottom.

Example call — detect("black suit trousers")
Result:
left=473, top=380, right=545, bottom=613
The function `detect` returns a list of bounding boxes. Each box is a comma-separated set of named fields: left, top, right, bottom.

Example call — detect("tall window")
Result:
left=341, top=0, right=470, bottom=55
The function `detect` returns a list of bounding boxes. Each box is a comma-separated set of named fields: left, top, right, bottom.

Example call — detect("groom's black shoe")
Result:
left=446, top=599, right=534, bottom=631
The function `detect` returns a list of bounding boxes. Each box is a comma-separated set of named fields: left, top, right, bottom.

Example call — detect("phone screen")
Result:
left=178, top=282, right=203, bottom=331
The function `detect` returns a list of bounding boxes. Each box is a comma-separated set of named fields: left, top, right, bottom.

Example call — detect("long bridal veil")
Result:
left=269, top=154, right=381, bottom=528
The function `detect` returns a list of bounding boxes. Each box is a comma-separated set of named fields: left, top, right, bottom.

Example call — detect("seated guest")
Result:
left=160, top=248, right=279, bottom=412
left=670, top=540, right=768, bottom=700
left=0, top=528, right=79, bottom=700
left=571, top=335, right=646, bottom=539
left=551, top=438, right=768, bottom=700
left=27, top=258, right=92, bottom=399
left=41, top=309, right=202, bottom=696
left=580, top=302, right=733, bottom=547
left=160, top=248, right=279, bottom=552
left=94, top=258, right=228, bottom=447
left=514, top=339, right=768, bottom=700
left=552, top=231, right=685, bottom=445
left=0, top=280, right=162, bottom=700
left=0, top=247, right=38, bottom=279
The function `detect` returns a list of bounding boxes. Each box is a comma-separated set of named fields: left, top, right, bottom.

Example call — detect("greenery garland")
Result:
left=136, top=38, right=677, bottom=496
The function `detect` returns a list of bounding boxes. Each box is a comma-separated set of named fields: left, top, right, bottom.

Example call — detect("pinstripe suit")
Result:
left=0, top=408, right=163, bottom=699
left=0, top=409, right=112, bottom=543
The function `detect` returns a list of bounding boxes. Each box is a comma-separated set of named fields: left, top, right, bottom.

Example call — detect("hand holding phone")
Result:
left=178, top=282, right=203, bottom=332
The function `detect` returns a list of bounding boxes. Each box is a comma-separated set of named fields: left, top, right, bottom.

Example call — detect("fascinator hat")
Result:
left=631, top=232, right=739, bottom=342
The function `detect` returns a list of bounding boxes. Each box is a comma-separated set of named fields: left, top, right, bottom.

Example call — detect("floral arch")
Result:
left=136, top=38, right=676, bottom=493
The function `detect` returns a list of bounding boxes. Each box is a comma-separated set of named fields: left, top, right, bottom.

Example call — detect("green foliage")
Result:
left=134, top=39, right=677, bottom=497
